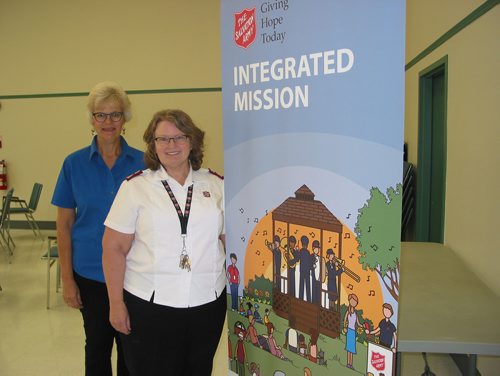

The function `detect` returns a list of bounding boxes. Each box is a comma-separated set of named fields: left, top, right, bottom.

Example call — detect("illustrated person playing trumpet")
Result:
left=325, top=248, right=344, bottom=309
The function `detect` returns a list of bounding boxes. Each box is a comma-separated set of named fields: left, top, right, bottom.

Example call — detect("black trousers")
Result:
left=74, top=272, right=129, bottom=376
left=121, top=289, right=227, bottom=376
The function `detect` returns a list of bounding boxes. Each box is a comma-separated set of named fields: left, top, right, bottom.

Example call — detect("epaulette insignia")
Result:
left=126, top=170, right=143, bottom=181
left=209, top=168, right=224, bottom=180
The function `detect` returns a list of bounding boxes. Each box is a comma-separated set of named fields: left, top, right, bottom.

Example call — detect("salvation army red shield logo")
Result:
left=234, top=8, right=256, bottom=48
left=371, top=352, right=386, bottom=371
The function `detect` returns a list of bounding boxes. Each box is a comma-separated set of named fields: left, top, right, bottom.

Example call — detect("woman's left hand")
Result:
left=109, top=300, right=131, bottom=335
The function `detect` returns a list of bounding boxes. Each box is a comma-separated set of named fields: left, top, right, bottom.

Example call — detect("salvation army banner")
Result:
left=222, top=1, right=405, bottom=375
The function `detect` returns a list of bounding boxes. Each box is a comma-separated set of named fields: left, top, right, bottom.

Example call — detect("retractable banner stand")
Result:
left=222, top=1, right=405, bottom=375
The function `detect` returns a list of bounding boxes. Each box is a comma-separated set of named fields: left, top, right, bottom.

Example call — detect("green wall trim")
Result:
left=405, top=0, right=499, bottom=71
left=0, top=87, right=222, bottom=100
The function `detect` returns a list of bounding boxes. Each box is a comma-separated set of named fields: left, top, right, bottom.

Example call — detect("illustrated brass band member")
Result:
left=298, top=236, right=312, bottom=302
left=325, top=248, right=344, bottom=308
left=287, top=235, right=299, bottom=297
left=311, top=240, right=325, bottom=304
left=269, top=235, right=282, bottom=288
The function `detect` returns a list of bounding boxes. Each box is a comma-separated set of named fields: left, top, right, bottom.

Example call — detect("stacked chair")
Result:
left=9, top=182, right=43, bottom=237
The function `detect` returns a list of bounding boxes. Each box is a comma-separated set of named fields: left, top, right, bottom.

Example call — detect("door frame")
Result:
left=415, top=56, right=448, bottom=242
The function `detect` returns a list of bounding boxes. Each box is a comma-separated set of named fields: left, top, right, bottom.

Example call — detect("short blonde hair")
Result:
left=87, top=81, right=132, bottom=124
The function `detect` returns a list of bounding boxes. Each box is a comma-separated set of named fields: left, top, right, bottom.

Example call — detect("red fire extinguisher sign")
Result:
left=0, top=160, right=8, bottom=190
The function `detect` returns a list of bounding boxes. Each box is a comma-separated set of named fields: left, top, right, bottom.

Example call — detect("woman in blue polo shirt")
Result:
left=51, top=81, right=144, bottom=376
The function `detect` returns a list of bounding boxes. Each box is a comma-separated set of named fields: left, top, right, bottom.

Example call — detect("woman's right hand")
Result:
left=110, top=301, right=131, bottom=335
left=63, top=278, right=83, bottom=309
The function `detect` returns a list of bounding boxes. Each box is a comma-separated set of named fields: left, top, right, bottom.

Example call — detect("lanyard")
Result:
left=161, top=180, right=193, bottom=236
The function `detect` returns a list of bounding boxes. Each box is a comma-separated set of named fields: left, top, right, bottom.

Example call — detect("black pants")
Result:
left=121, top=289, right=227, bottom=376
left=74, top=272, right=129, bottom=376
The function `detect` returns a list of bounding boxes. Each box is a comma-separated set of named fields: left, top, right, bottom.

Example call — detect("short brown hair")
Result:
left=143, top=109, right=205, bottom=171
left=382, top=303, right=394, bottom=315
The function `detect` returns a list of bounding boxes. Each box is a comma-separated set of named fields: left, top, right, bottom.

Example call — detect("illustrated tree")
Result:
left=354, top=184, right=402, bottom=301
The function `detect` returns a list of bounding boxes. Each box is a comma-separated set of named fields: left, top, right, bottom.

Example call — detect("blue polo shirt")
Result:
left=51, top=136, right=145, bottom=282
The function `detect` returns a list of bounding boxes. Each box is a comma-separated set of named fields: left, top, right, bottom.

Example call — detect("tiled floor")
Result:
left=0, top=231, right=496, bottom=375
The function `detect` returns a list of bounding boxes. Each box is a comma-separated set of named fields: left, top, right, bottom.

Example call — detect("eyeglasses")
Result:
left=92, top=112, right=124, bottom=123
left=154, top=135, right=189, bottom=145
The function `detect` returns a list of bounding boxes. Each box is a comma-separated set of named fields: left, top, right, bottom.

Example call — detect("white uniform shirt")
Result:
left=104, top=166, right=225, bottom=308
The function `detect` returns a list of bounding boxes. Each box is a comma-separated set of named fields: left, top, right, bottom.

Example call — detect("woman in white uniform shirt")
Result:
left=102, top=109, right=226, bottom=376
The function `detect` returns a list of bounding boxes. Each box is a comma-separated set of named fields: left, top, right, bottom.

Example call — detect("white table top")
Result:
left=397, top=242, right=500, bottom=355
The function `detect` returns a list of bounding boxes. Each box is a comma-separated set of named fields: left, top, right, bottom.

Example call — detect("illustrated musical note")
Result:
left=263, top=230, right=268, bottom=236
left=371, top=244, right=378, bottom=251
left=241, top=236, right=246, bottom=242
left=255, top=230, right=259, bottom=236
left=347, top=284, right=354, bottom=290
left=368, top=290, right=375, bottom=296
left=255, top=249, right=260, bottom=256
left=367, top=275, right=371, bottom=282
left=349, top=253, right=354, bottom=258
left=328, top=236, right=332, bottom=243
left=283, top=230, right=286, bottom=236
left=389, top=245, right=395, bottom=251
left=294, top=229, right=298, bottom=234
left=368, top=226, right=372, bottom=232
left=254, top=218, right=259, bottom=223
left=277, top=228, right=282, bottom=234
left=239, top=208, right=244, bottom=214
left=344, top=233, right=350, bottom=239
left=346, top=213, right=351, bottom=219
left=309, top=232, right=316, bottom=238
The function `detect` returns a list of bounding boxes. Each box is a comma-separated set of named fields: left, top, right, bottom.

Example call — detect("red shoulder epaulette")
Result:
left=126, top=170, right=143, bottom=181
left=209, top=168, right=224, bottom=180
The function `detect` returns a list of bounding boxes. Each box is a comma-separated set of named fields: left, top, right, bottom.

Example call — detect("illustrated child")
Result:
left=245, top=315, right=260, bottom=347
left=266, top=322, right=286, bottom=360
left=264, top=308, right=271, bottom=324
left=234, top=321, right=247, bottom=376
left=246, top=302, right=254, bottom=317
left=307, top=329, right=319, bottom=363
left=239, top=297, right=246, bottom=316
left=248, top=361, right=260, bottom=376
left=366, top=303, right=397, bottom=352
left=253, top=303, right=263, bottom=324
left=298, top=334, right=307, bottom=357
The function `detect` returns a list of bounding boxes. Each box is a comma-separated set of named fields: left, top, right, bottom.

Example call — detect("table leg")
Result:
left=450, top=353, right=479, bottom=376
left=396, top=352, right=402, bottom=376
